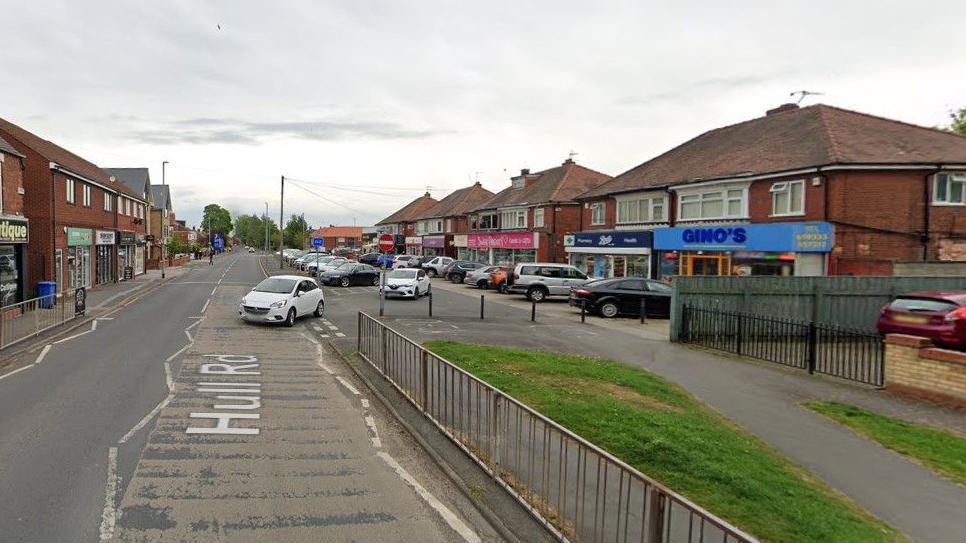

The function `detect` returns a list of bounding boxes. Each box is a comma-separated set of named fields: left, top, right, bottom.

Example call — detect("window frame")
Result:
left=770, top=179, right=805, bottom=216
left=66, top=178, right=76, bottom=204
left=103, top=192, right=112, bottom=212
left=478, top=213, right=496, bottom=230
left=499, top=208, right=526, bottom=230
left=589, top=202, right=605, bottom=225
left=933, top=172, right=966, bottom=205
left=82, top=184, right=92, bottom=207
left=675, top=185, right=749, bottom=222
left=533, top=207, right=545, bottom=228
left=615, top=194, right=667, bottom=224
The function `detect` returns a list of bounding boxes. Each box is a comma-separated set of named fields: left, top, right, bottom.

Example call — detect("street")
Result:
left=0, top=254, right=499, bottom=543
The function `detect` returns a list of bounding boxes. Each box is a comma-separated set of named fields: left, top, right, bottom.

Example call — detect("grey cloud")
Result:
left=616, top=73, right=789, bottom=106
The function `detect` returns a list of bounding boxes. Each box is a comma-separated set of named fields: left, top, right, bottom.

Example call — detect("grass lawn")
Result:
left=804, top=401, right=966, bottom=486
left=425, top=340, right=904, bottom=543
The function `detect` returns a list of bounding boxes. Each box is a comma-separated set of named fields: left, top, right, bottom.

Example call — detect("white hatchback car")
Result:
left=380, top=268, right=431, bottom=299
left=239, top=275, right=324, bottom=326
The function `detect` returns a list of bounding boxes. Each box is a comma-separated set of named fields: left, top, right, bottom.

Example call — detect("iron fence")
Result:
left=680, top=304, right=884, bottom=387
left=357, top=311, right=757, bottom=543
left=0, top=290, right=80, bottom=350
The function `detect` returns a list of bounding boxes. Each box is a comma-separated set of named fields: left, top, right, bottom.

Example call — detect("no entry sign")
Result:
left=378, top=234, right=395, bottom=252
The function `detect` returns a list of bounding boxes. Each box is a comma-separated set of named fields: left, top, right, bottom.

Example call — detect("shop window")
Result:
left=771, top=180, right=804, bottom=215
left=590, top=203, right=605, bottom=225
left=0, top=246, right=20, bottom=306
left=934, top=172, right=965, bottom=204
left=66, top=178, right=75, bottom=204
left=534, top=208, right=544, bottom=227
left=677, top=187, right=746, bottom=221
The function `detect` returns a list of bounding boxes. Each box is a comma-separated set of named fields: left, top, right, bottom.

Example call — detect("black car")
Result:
left=320, top=263, right=381, bottom=287
left=568, top=278, right=672, bottom=318
left=445, top=261, right=484, bottom=283
left=358, top=252, right=381, bottom=266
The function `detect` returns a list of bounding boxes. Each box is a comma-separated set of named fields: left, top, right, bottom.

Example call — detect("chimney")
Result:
left=563, top=158, right=574, bottom=165
left=520, top=168, right=530, bottom=175
left=766, top=103, right=800, bottom=116
left=424, top=191, right=431, bottom=197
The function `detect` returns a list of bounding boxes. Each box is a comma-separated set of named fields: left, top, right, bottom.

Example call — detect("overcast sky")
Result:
left=1, top=0, right=964, bottom=229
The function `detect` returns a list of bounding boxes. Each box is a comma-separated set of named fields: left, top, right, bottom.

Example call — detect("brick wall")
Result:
left=748, top=175, right=825, bottom=222
left=884, top=334, right=966, bottom=408
left=1, top=151, right=25, bottom=215
left=579, top=197, right=616, bottom=230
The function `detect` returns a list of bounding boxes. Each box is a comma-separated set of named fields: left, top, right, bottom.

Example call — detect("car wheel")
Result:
left=477, top=280, right=487, bottom=289
left=340, top=277, right=350, bottom=288
left=314, top=300, right=325, bottom=317
left=497, top=283, right=507, bottom=294
left=285, top=308, right=296, bottom=327
left=413, top=287, right=420, bottom=299
left=427, top=269, right=437, bottom=277
left=527, top=287, right=547, bottom=303
left=599, top=302, right=619, bottom=318
left=372, top=276, right=380, bottom=286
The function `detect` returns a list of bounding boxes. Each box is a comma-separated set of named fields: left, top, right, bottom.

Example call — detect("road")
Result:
left=0, top=253, right=498, bottom=543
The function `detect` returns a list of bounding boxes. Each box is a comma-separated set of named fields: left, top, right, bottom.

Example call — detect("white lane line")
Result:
left=165, top=344, right=189, bottom=362
left=318, top=361, right=336, bottom=375
left=118, top=394, right=173, bottom=444
left=185, top=329, right=193, bottom=343
left=34, top=344, right=53, bottom=365
left=0, top=364, right=35, bottom=381
left=164, top=362, right=173, bottom=390
left=335, top=332, right=346, bottom=338
left=98, top=317, right=114, bottom=320
left=326, top=325, right=338, bottom=330
left=186, top=319, right=202, bottom=331
left=201, top=299, right=210, bottom=314
left=91, top=320, right=98, bottom=331
left=335, top=376, right=360, bottom=396
left=364, top=415, right=382, bottom=448
left=312, top=325, right=323, bottom=332
left=53, top=329, right=92, bottom=344
left=299, top=332, right=320, bottom=345
left=210, top=287, right=217, bottom=296
left=319, top=334, right=330, bottom=338
left=98, top=447, right=119, bottom=541
left=377, top=452, right=482, bottom=543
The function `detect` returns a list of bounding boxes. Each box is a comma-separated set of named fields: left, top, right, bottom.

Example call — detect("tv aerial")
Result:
left=790, top=90, right=824, bottom=105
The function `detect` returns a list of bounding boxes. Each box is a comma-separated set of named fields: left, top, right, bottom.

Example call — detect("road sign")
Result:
left=213, top=234, right=224, bottom=251
left=378, top=234, right=394, bottom=252
left=312, top=237, right=323, bottom=248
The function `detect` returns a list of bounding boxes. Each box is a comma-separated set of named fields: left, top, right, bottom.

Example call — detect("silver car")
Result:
left=463, top=265, right=502, bottom=288
left=507, top=262, right=589, bottom=302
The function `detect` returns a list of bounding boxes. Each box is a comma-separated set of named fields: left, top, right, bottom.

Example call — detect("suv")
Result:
left=509, top=263, right=589, bottom=302
left=422, top=256, right=454, bottom=276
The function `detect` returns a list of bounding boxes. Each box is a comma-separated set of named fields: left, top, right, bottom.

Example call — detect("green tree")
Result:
left=166, top=236, right=190, bottom=255
left=948, top=107, right=966, bottom=135
left=201, top=204, right=233, bottom=242
left=234, top=214, right=280, bottom=249
left=283, top=214, right=311, bottom=249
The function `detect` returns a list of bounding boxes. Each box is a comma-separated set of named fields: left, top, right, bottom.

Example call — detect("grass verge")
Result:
left=426, top=340, right=904, bottom=543
left=804, top=401, right=966, bottom=485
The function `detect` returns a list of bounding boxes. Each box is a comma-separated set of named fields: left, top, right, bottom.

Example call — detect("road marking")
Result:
left=184, top=329, right=193, bottom=343
left=326, top=324, right=338, bottom=330
left=34, top=344, right=52, bottom=365
left=186, top=319, right=202, bottom=331
left=165, top=344, right=189, bottom=362
left=319, top=334, right=330, bottom=338
left=312, top=325, right=323, bottom=331
left=377, top=451, right=482, bottom=543
left=189, top=354, right=262, bottom=435
left=52, top=329, right=92, bottom=344
left=164, top=361, right=173, bottom=390
left=300, top=332, right=320, bottom=345
left=318, top=361, right=336, bottom=375
left=0, top=364, right=35, bottom=381
left=98, top=447, right=119, bottom=540
left=210, top=286, right=217, bottom=296
left=201, top=299, right=210, bottom=314
left=97, top=317, right=114, bottom=320
left=119, top=394, right=173, bottom=443
left=187, top=413, right=260, bottom=435
left=91, top=320, right=98, bottom=331
left=335, top=332, right=346, bottom=337
left=361, top=398, right=370, bottom=408
left=335, top=376, right=360, bottom=395
left=364, top=415, right=382, bottom=448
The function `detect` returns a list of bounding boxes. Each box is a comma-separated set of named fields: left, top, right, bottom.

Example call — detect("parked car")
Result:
left=358, top=252, right=381, bottom=266
left=239, top=275, right=324, bottom=327
left=488, top=266, right=513, bottom=293
left=295, top=252, right=329, bottom=270
left=463, top=265, right=503, bottom=288
left=445, top=261, right=484, bottom=283
left=508, top=263, right=589, bottom=302
left=568, top=278, right=673, bottom=318
left=380, top=268, right=431, bottom=299
left=305, top=256, right=337, bottom=274
left=422, top=256, right=454, bottom=276
left=314, top=257, right=351, bottom=275
left=876, top=292, right=966, bottom=349
left=248, top=247, right=256, bottom=253
left=319, top=263, right=381, bottom=287
left=392, top=255, right=421, bottom=269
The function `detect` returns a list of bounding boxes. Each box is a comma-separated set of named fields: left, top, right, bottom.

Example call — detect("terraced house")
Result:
left=575, top=103, right=966, bottom=278
left=374, top=191, right=437, bottom=255
left=411, top=181, right=494, bottom=258
left=0, top=135, right=28, bottom=306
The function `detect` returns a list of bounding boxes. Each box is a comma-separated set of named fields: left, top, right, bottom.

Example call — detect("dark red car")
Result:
left=876, top=291, right=966, bottom=349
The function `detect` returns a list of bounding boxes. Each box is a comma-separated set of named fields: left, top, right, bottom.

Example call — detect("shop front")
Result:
left=95, top=229, right=116, bottom=285
left=0, top=216, right=28, bottom=306
left=118, top=231, right=137, bottom=280
left=467, top=232, right=538, bottom=266
left=421, top=235, right=448, bottom=257
left=454, top=235, right=480, bottom=262
left=653, top=222, right=833, bottom=277
left=564, top=230, right=653, bottom=279
left=404, top=236, right=422, bottom=256
left=67, top=227, right=92, bottom=290
left=135, top=234, right=146, bottom=275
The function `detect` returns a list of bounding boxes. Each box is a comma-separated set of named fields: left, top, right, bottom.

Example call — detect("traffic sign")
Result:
left=378, top=234, right=394, bottom=252
left=312, top=237, right=323, bottom=248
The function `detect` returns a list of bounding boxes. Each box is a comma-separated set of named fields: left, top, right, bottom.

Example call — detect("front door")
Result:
left=687, top=254, right=728, bottom=276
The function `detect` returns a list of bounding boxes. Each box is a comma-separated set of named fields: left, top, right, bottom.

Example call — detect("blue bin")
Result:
left=37, top=281, right=57, bottom=309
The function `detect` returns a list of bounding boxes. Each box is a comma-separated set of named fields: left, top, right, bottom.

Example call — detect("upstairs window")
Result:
left=771, top=180, right=804, bottom=215
left=934, top=172, right=965, bottom=205
left=678, top=187, right=746, bottom=221
left=82, top=184, right=91, bottom=207
left=533, top=207, right=545, bottom=228
left=444, top=218, right=452, bottom=232
left=66, top=178, right=75, bottom=204
left=589, top=203, right=605, bottom=225
left=478, top=213, right=496, bottom=230
left=500, top=208, right=526, bottom=229
left=616, top=196, right=666, bottom=224
left=104, top=193, right=112, bottom=212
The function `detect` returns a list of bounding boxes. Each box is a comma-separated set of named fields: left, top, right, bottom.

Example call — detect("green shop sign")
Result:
left=67, top=227, right=93, bottom=246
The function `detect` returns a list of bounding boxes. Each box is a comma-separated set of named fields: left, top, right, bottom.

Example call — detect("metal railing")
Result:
left=358, top=311, right=757, bottom=543
left=0, top=290, right=80, bottom=350
left=680, top=304, right=885, bottom=387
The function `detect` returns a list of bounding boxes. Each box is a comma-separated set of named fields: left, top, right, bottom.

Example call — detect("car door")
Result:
left=643, top=280, right=673, bottom=317
left=559, top=267, right=588, bottom=294
left=294, top=281, right=312, bottom=313
left=612, top=279, right=647, bottom=314
left=302, top=280, right=322, bottom=310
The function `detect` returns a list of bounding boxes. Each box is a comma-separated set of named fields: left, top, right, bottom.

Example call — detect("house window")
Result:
left=533, top=207, right=545, bottom=228
left=500, top=208, right=526, bottom=229
left=616, top=196, right=667, bottom=224
left=125, top=199, right=131, bottom=216
left=677, top=187, right=747, bottom=221
left=82, top=184, right=91, bottom=207
left=771, top=180, right=804, bottom=215
left=590, top=203, right=605, bottom=225
left=478, top=213, right=496, bottom=230
left=433, top=219, right=443, bottom=233
left=445, top=218, right=453, bottom=232
left=934, top=172, right=965, bottom=204
left=104, top=193, right=112, bottom=212
left=66, top=178, right=75, bottom=203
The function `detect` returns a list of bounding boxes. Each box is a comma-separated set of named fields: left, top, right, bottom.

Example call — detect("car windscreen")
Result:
left=252, top=277, right=297, bottom=294
left=388, top=269, right=417, bottom=279
left=889, top=297, right=959, bottom=313
left=334, top=262, right=354, bottom=270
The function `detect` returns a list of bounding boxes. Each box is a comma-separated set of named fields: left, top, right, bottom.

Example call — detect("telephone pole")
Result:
left=278, top=175, right=285, bottom=268
left=264, top=201, right=269, bottom=252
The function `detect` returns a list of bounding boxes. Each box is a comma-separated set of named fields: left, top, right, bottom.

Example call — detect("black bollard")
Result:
left=581, top=301, right=586, bottom=323
left=640, top=298, right=647, bottom=325
left=531, top=300, right=536, bottom=322
left=480, top=294, right=484, bottom=320
left=428, top=290, right=433, bottom=317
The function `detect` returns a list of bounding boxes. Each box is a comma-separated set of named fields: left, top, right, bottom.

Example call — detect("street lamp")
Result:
left=161, top=161, right=169, bottom=279
left=264, top=202, right=269, bottom=252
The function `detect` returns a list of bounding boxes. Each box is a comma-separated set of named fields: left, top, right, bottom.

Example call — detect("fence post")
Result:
left=490, top=393, right=501, bottom=466
left=357, top=312, right=362, bottom=353
left=381, top=324, right=388, bottom=374
left=33, top=299, right=39, bottom=336
left=807, top=322, right=817, bottom=374
left=580, top=301, right=585, bottom=323
left=530, top=300, right=536, bottom=322
left=644, top=488, right=665, bottom=543
left=420, top=349, right=429, bottom=411
left=680, top=304, right=690, bottom=342
left=735, top=311, right=743, bottom=356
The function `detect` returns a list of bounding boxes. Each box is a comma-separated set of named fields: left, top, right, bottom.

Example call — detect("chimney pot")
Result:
left=766, top=103, right=800, bottom=116
left=520, top=168, right=530, bottom=175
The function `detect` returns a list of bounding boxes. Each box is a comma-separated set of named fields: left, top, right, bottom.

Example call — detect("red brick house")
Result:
left=576, top=104, right=966, bottom=277
left=309, top=226, right=364, bottom=250
left=411, top=182, right=494, bottom=258
left=0, top=135, right=28, bottom=305
left=375, top=192, right=438, bottom=254
left=466, top=158, right=611, bottom=265
left=0, top=117, right=149, bottom=294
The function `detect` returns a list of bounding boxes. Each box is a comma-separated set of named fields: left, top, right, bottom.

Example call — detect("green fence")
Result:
left=670, top=276, right=966, bottom=340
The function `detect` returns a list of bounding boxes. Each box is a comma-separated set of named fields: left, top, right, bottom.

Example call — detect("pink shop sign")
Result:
left=468, top=232, right=535, bottom=249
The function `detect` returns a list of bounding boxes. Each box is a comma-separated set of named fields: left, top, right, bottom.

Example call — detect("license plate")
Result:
left=892, top=314, right=928, bottom=324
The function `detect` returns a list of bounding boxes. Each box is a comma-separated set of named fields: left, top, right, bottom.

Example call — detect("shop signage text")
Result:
left=0, top=218, right=28, bottom=244
left=569, top=230, right=653, bottom=249
left=453, top=234, right=468, bottom=248
left=67, top=227, right=93, bottom=246
left=468, top=232, right=536, bottom=249
left=405, top=236, right=422, bottom=246
left=422, top=235, right=445, bottom=248
left=654, top=222, right=833, bottom=253
left=118, top=231, right=137, bottom=244
left=95, top=230, right=116, bottom=245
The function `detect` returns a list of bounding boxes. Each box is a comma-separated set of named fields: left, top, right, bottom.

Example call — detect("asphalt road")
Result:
left=0, top=253, right=499, bottom=543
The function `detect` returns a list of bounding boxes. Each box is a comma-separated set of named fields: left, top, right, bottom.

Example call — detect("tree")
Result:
left=234, top=214, right=281, bottom=249
left=166, top=236, right=190, bottom=256
left=948, top=107, right=966, bottom=135
left=283, top=214, right=311, bottom=249
left=201, top=204, right=233, bottom=243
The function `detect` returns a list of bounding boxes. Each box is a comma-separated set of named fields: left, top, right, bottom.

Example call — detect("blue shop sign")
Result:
left=653, top=222, right=833, bottom=253
left=570, top=230, right=653, bottom=248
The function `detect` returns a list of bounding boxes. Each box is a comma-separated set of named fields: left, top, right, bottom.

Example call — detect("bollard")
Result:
left=640, top=298, right=647, bottom=325
left=428, top=290, right=433, bottom=317
left=480, top=294, right=485, bottom=320
left=581, top=301, right=586, bottom=323
left=531, top=300, right=536, bottom=322
left=379, top=271, right=386, bottom=317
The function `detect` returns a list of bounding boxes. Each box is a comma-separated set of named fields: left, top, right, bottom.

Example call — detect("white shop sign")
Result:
left=95, top=230, right=116, bottom=245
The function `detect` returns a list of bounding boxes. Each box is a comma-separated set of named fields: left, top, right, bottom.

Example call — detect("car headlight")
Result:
left=270, top=299, right=287, bottom=309
left=240, top=297, right=247, bottom=304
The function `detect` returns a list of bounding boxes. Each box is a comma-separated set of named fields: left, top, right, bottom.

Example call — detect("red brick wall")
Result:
left=579, top=198, right=616, bottom=230
left=451, top=216, right=468, bottom=234
left=1, top=151, right=25, bottom=215
left=749, top=175, right=825, bottom=222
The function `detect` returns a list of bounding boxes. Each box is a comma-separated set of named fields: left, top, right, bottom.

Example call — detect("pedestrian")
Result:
left=209, top=251, right=214, bottom=266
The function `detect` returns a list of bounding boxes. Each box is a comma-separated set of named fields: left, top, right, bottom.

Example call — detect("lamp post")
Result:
left=161, top=161, right=168, bottom=278
left=264, top=202, right=269, bottom=252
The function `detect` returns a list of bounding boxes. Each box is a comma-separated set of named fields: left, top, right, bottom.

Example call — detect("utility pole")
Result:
left=264, top=202, right=269, bottom=252
left=279, top=175, right=285, bottom=268
left=161, top=161, right=168, bottom=278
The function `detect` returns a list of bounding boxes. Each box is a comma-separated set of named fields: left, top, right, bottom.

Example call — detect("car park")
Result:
left=876, top=291, right=966, bottom=349
left=508, top=263, right=589, bottom=302
left=422, top=256, right=453, bottom=276
left=295, top=252, right=329, bottom=270
left=319, top=262, right=381, bottom=287
left=444, top=261, right=484, bottom=283
left=463, top=265, right=503, bottom=288
left=380, top=268, right=431, bottom=299
left=568, top=278, right=672, bottom=318
left=239, top=275, right=325, bottom=327
left=305, top=256, right=337, bottom=274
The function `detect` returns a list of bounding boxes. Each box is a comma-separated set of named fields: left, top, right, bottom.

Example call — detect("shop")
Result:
left=118, top=231, right=137, bottom=280
left=95, top=230, right=116, bottom=285
left=467, top=232, right=538, bottom=266
left=653, top=222, right=833, bottom=277
left=404, top=236, right=422, bottom=256
left=67, top=227, right=92, bottom=290
left=564, top=230, right=654, bottom=279
left=0, top=216, right=29, bottom=306
left=135, top=234, right=146, bottom=275
left=421, top=235, right=447, bottom=257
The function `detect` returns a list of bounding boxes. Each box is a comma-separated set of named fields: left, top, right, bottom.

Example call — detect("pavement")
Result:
left=0, top=253, right=502, bottom=543
left=277, top=259, right=966, bottom=543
